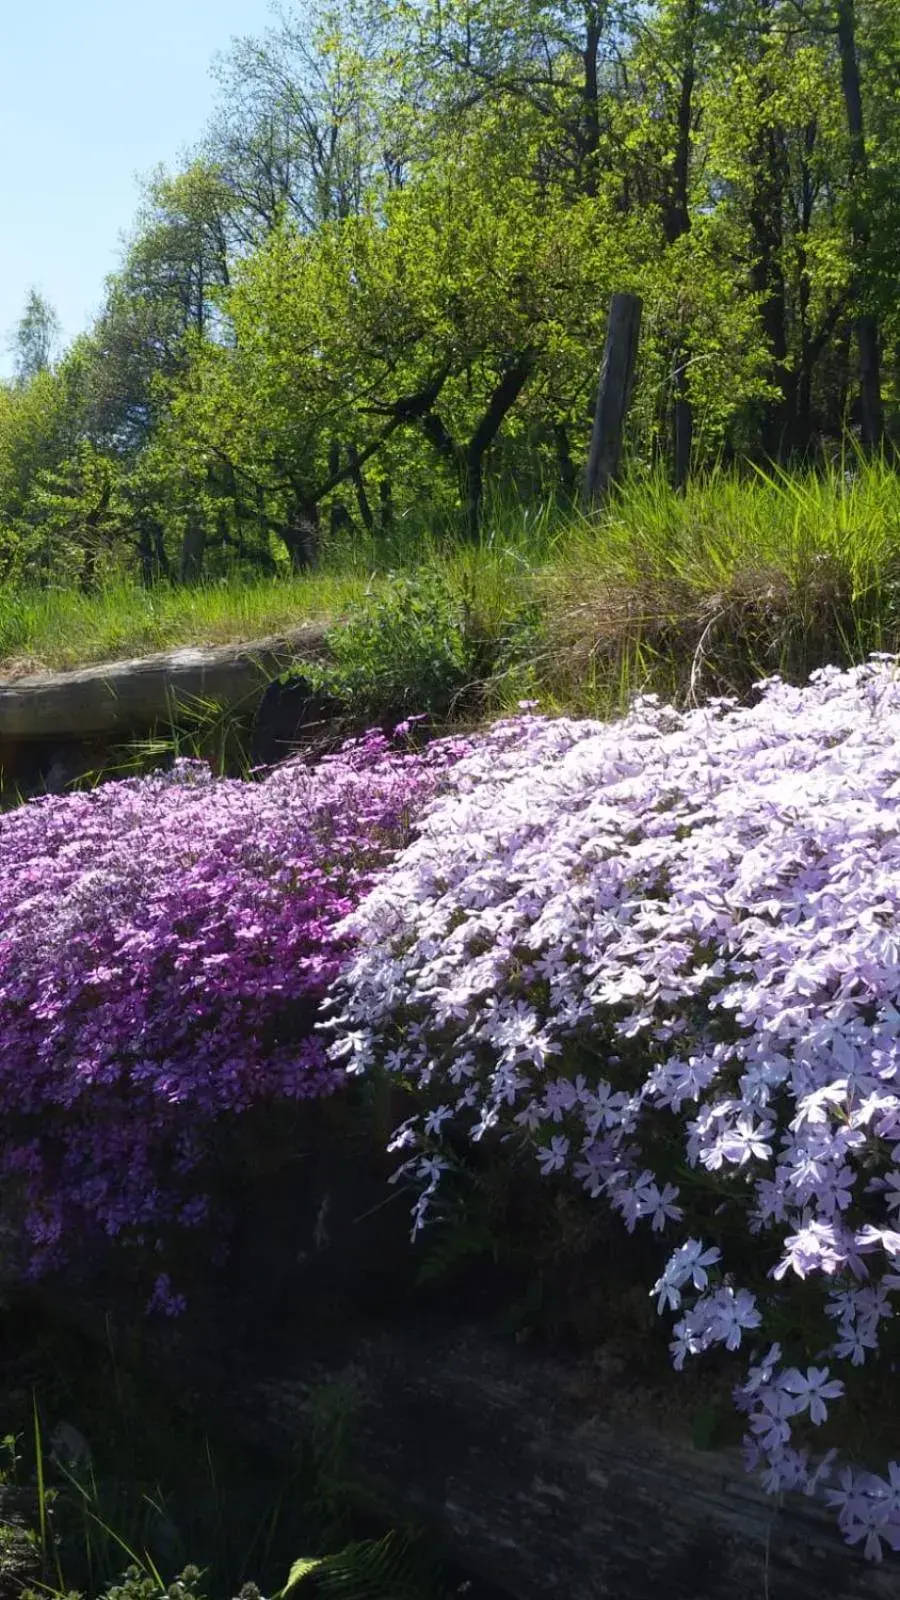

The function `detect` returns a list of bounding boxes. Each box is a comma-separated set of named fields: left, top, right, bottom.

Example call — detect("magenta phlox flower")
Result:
left=1, top=730, right=467, bottom=1284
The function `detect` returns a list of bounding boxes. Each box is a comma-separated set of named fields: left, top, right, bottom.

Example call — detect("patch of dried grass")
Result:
left=539, top=554, right=864, bottom=709
left=0, top=655, right=53, bottom=683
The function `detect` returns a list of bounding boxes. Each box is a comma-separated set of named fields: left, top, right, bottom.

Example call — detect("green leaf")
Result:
left=280, top=1555, right=325, bottom=1594
left=276, top=1531, right=444, bottom=1600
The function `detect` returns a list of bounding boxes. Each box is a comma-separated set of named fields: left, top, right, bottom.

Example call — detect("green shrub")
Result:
left=293, top=570, right=535, bottom=722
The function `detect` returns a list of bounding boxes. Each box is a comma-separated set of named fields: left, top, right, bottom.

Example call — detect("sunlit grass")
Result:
left=0, top=570, right=372, bottom=676
left=538, top=453, right=900, bottom=713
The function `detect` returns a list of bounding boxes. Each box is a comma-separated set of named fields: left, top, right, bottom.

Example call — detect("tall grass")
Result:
left=538, top=454, right=900, bottom=712
left=3, top=458, right=899, bottom=718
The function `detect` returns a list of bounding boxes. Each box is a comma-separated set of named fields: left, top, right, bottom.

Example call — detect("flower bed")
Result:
left=329, top=660, right=900, bottom=1559
left=0, top=729, right=466, bottom=1305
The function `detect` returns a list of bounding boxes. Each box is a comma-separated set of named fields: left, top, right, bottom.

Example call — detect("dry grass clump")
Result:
left=537, top=457, right=900, bottom=712
left=542, top=556, right=867, bottom=709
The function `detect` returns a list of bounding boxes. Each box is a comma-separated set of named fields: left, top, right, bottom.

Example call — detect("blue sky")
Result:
left=0, top=0, right=275, bottom=375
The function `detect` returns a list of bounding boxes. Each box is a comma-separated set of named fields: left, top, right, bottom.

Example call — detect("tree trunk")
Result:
left=282, top=495, right=319, bottom=571
left=422, top=352, right=535, bottom=541
left=462, top=352, right=536, bottom=540
left=328, top=442, right=352, bottom=538
left=889, top=346, right=900, bottom=453
left=378, top=478, right=394, bottom=534
left=856, top=316, right=884, bottom=450
left=583, top=293, right=643, bottom=506
left=663, top=0, right=698, bottom=484
left=790, top=124, right=817, bottom=459
left=255, top=483, right=268, bottom=548
left=837, top=322, right=854, bottom=439
left=748, top=120, right=789, bottom=460
left=136, top=511, right=169, bottom=586
left=179, top=510, right=206, bottom=585
left=462, top=452, right=486, bottom=542
left=835, top=0, right=884, bottom=450
left=81, top=544, right=99, bottom=596
left=137, top=521, right=155, bottom=588
left=554, top=423, right=578, bottom=501
left=224, top=461, right=248, bottom=565
left=673, top=355, right=693, bottom=490
left=347, top=444, right=375, bottom=534
left=80, top=479, right=112, bottom=595
left=579, top=7, right=602, bottom=197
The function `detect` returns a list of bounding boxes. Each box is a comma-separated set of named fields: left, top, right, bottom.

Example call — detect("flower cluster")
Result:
left=328, top=660, right=900, bottom=1557
left=0, top=730, right=465, bottom=1292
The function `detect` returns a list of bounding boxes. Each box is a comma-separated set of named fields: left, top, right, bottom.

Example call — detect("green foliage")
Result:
left=690, top=1403, right=728, bottom=1454
left=292, top=564, right=544, bottom=723
left=11, top=1404, right=446, bottom=1600
left=297, top=571, right=478, bottom=720
left=9, top=291, right=61, bottom=386
left=415, top=1202, right=501, bottom=1288
left=2, top=0, right=897, bottom=583
left=539, top=453, right=900, bottom=712
left=0, top=572, right=362, bottom=674
left=18, top=1537, right=444, bottom=1600
left=9, top=1365, right=449, bottom=1600
left=4, top=461, right=900, bottom=731
left=278, top=1531, right=443, bottom=1600
left=22, top=1565, right=206, bottom=1600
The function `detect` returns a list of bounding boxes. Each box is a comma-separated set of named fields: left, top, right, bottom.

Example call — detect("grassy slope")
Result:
left=0, top=570, right=370, bottom=678
left=538, top=456, right=900, bottom=712
left=3, top=460, right=899, bottom=714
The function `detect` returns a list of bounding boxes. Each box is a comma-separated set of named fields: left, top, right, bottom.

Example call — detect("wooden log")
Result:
left=583, top=292, right=643, bottom=507
left=248, top=1325, right=897, bottom=1600
left=0, top=626, right=329, bottom=743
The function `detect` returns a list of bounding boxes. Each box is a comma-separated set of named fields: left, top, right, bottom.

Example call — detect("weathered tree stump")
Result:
left=0, top=627, right=329, bottom=743
left=0, top=626, right=330, bottom=794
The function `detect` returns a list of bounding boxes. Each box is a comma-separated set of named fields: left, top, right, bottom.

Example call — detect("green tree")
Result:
left=8, top=290, right=60, bottom=386
left=82, top=162, right=235, bottom=454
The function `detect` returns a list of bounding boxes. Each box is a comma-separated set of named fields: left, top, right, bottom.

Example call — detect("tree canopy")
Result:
left=2, top=0, right=898, bottom=588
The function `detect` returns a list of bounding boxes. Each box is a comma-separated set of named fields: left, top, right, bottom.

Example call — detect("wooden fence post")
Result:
left=583, top=292, right=643, bottom=507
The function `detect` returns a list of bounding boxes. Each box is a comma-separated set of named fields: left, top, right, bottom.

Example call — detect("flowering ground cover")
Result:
left=329, top=660, right=900, bottom=1559
left=0, top=727, right=466, bottom=1307
left=8, top=657, right=900, bottom=1560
